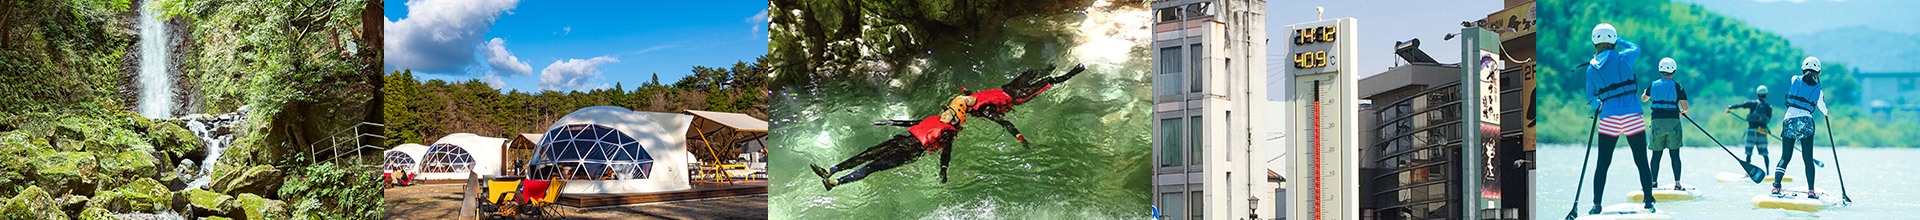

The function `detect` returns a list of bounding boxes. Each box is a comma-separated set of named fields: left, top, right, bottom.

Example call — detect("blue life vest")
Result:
left=1785, top=75, right=1822, bottom=119
left=1648, top=79, right=1681, bottom=110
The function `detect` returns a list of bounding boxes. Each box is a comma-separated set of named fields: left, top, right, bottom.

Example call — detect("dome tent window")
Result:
left=384, top=151, right=417, bottom=172
left=530, top=124, right=655, bottom=180
left=422, top=143, right=477, bottom=173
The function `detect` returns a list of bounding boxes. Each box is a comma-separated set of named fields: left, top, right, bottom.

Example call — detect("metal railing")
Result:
left=305, top=121, right=387, bottom=167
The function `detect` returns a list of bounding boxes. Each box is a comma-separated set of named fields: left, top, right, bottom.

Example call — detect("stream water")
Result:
left=180, top=109, right=244, bottom=190
left=136, top=0, right=173, bottom=118
left=767, top=3, right=1154, bottom=219
left=1535, top=144, right=1920, bottom=219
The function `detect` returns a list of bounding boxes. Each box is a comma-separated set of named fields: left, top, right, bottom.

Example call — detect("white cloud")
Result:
left=748, top=9, right=769, bottom=37
left=538, top=56, right=620, bottom=91
left=384, top=0, right=520, bottom=73
left=558, top=26, right=571, bottom=35
left=481, top=38, right=532, bottom=76
left=479, top=75, right=507, bottom=89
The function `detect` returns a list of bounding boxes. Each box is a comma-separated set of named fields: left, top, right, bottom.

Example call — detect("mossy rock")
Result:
left=30, top=151, right=99, bottom=196
left=0, top=132, right=48, bottom=195
left=92, top=178, right=170, bottom=212
left=76, top=207, right=113, bottom=220
left=146, top=122, right=203, bottom=161
left=210, top=165, right=280, bottom=197
left=58, top=195, right=88, bottom=216
left=181, top=189, right=235, bottom=218
left=1, top=186, right=68, bottom=220
left=234, top=193, right=286, bottom=220
left=200, top=216, right=233, bottom=220
left=96, top=150, right=162, bottom=185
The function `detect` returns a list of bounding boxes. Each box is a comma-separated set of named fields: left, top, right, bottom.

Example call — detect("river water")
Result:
left=767, top=3, right=1154, bottom=219
left=1535, top=144, right=1920, bottom=219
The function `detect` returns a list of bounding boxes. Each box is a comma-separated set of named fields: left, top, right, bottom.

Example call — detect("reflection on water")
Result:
left=767, top=3, right=1153, bottom=219
left=1536, top=144, right=1920, bottom=219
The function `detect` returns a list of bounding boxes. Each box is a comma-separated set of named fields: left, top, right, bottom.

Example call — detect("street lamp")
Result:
left=1248, top=196, right=1261, bottom=220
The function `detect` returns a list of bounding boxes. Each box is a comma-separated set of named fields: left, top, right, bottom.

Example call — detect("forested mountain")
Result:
left=1539, top=0, right=1915, bottom=147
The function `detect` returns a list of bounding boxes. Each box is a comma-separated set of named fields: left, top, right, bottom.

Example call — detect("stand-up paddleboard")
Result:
left=1716, top=172, right=1792, bottom=182
left=1573, top=203, right=1672, bottom=220
left=1626, top=183, right=1701, bottom=201
left=1752, top=187, right=1845, bottom=212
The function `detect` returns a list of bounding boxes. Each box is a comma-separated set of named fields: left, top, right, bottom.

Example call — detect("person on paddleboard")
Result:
left=1583, top=23, right=1660, bottom=213
left=1642, top=57, right=1690, bottom=190
left=1772, top=57, right=1830, bottom=198
left=809, top=97, right=974, bottom=190
left=1726, top=85, right=1773, bottom=168
left=956, top=63, right=1086, bottom=148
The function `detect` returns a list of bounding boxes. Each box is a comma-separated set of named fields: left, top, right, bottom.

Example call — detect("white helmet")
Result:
left=1658, top=57, right=1677, bottom=74
left=1755, top=85, right=1769, bottom=96
left=1801, top=56, right=1821, bottom=72
left=1592, top=23, right=1618, bottom=45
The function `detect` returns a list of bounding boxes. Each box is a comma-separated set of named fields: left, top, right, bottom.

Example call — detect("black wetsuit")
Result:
left=815, top=117, right=960, bottom=189
left=964, top=64, right=1085, bottom=147
left=1728, top=99, right=1773, bottom=166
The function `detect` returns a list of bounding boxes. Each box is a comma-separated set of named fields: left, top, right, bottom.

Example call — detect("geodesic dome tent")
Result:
left=416, top=133, right=508, bottom=180
left=383, top=143, right=428, bottom=174
left=527, top=106, right=693, bottom=194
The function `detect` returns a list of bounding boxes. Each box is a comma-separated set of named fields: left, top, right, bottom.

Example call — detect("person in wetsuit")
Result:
left=1726, top=85, right=1773, bottom=168
left=958, top=63, right=1086, bottom=148
left=809, top=97, right=975, bottom=190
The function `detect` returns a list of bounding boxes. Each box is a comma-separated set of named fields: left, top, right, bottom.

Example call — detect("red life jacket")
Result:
left=971, top=89, right=1014, bottom=112
left=908, top=115, right=960, bottom=152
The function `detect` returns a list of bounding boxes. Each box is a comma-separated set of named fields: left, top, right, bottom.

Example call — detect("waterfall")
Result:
left=136, top=0, right=173, bottom=118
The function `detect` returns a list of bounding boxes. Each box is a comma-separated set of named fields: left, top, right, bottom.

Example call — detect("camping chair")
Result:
left=478, top=176, right=569, bottom=219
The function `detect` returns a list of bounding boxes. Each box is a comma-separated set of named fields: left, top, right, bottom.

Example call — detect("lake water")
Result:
left=1535, top=144, right=1920, bottom=219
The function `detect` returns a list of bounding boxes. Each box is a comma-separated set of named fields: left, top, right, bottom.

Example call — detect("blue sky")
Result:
left=1266, top=0, right=1502, bottom=78
left=384, top=0, right=769, bottom=93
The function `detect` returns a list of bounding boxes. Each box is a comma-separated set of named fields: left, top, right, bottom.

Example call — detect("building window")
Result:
left=1162, top=192, right=1186, bottom=220
left=1186, top=2, right=1213, bottom=18
left=1161, top=117, right=1185, bottom=167
left=1189, top=189, right=1204, bottom=220
left=1189, top=116, right=1203, bottom=165
left=1190, top=44, right=1204, bottom=93
left=1157, top=7, right=1183, bottom=23
left=1159, top=47, right=1184, bottom=96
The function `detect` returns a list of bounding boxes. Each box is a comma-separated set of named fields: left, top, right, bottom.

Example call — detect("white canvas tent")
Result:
left=529, top=106, right=694, bottom=194
left=415, top=133, right=508, bottom=180
left=383, top=143, right=429, bottom=174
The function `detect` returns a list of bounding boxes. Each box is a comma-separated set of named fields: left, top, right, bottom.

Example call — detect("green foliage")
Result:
left=1538, top=0, right=1914, bottom=146
left=383, top=56, right=770, bottom=146
left=0, top=0, right=134, bottom=119
left=275, top=162, right=381, bottom=220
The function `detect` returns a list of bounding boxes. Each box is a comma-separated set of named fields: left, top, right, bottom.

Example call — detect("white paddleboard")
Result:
left=1715, top=172, right=1793, bottom=182
left=1626, top=183, right=1701, bottom=201
left=1752, top=187, right=1845, bottom=212
left=1573, top=203, right=1672, bottom=220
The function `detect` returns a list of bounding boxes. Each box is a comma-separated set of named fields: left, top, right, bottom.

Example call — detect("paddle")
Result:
left=1567, top=108, right=1600, bottom=220
left=1727, top=112, right=1824, bottom=168
left=1824, top=114, right=1852, bottom=204
left=1681, top=114, right=1767, bottom=184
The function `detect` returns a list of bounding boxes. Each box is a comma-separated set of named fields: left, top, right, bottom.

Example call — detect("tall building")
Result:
left=1354, top=2, right=1534, bottom=219
left=1149, top=0, right=1278, bottom=219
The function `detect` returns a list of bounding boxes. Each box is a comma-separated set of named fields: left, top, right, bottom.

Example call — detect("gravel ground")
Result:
left=383, top=184, right=768, bottom=219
